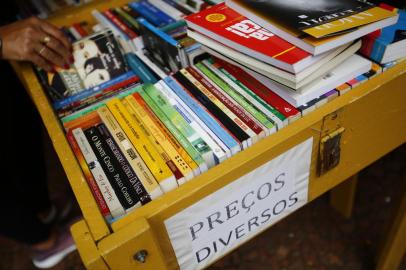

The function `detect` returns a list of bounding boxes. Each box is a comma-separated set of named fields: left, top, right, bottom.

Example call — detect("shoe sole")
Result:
left=32, top=244, right=76, bottom=269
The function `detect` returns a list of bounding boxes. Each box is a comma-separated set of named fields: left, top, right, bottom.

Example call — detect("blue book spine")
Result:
left=139, top=0, right=176, bottom=25
left=125, top=53, right=158, bottom=84
left=129, top=2, right=166, bottom=27
left=54, top=71, right=135, bottom=110
left=137, top=18, right=179, bottom=47
left=163, top=76, right=240, bottom=151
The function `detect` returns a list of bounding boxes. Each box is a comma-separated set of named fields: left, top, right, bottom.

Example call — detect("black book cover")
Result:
left=72, top=30, right=129, bottom=89
left=238, top=0, right=374, bottom=30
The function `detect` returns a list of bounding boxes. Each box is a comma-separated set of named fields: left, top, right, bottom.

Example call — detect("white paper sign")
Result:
left=165, top=137, right=313, bottom=270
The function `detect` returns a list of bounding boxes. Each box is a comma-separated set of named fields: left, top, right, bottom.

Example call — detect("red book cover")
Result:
left=185, top=3, right=310, bottom=67
left=217, top=58, right=300, bottom=119
left=66, top=130, right=111, bottom=218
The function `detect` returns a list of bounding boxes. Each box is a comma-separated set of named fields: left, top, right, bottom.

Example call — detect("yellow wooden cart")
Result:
left=11, top=1, right=406, bottom=269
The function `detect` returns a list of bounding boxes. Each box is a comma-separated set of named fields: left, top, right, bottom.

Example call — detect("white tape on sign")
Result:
left=165, top=137, right=313, bottom=270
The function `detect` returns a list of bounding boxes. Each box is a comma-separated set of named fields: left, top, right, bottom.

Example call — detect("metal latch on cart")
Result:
left=318, top=111, right=345, bottom=176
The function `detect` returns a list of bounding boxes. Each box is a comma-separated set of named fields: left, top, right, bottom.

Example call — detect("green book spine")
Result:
left=196, top=62, right=275, bottom=131
left=136, top=87, right=207, bottom=171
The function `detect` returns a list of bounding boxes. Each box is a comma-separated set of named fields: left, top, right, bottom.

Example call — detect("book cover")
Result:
left=185, top=3, right=311, bottom=71
left=138, top=17, right=186, bottom=74
left=72, top=30, right=129, bottom=89
left=227, top=0, right=398, bottom=54
left=226, top=0, right=375, bottom=33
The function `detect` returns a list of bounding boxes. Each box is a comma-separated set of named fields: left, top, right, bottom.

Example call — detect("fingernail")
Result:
left=63, top=64, right=69, bottom=69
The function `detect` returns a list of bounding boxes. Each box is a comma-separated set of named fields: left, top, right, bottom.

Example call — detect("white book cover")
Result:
left=246, top=54, right=372, bottom=107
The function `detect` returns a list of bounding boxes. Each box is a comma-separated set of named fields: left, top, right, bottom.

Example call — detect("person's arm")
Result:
left=0, top=16, right=72, bottom=72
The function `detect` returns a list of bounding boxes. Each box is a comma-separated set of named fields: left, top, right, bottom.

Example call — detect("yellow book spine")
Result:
left=131, top=92, right=199, bottom=181
left=125, top=95, right=195, bottom=184
left=97, top=106, right=164, bottom=199
left=122, top=98, right=185, bottom=185
left=107, top=98, right=177, bottom=192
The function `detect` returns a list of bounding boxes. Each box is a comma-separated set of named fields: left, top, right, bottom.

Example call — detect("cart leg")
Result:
left=330, top=174, right=358, bottom=218
left=376, top=189, right=406, bottom=270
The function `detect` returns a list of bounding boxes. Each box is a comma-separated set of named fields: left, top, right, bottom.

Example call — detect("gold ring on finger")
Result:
left=42, top=36, right=51, bottom=45
left=39, top=45, right=46, bottom=55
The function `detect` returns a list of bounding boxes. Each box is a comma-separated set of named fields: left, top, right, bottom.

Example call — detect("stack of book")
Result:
left=185, top=1, right=399, bottom=111
left=34, top=0, right=405, bottom=222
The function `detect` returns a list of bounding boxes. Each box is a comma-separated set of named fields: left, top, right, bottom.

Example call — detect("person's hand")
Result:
left=0, top=16, right=72, bottom=72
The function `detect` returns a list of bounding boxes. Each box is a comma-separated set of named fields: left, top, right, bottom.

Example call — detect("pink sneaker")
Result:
left=31, top=226, right=76, bottom=269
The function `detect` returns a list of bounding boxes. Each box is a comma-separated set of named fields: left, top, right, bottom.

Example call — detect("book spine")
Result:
left=67, top=131, right=112, bottom=220
left=97, top=106, right=164, bottom=199
left=122, top=97, right=184, bottom=184
left=180, top=68, right=257, bottom=146
left=91, top=9, right=130, bottom=41
left=53, top=71, right=135, bottom=110
left=156, top=80, right=231, bottom=160
left=129, top=2, right=166, bottom=27
left=111, top=8, right=140, bottom=35
left=163, top=76, right=241, bottom=155
left=97, top=123, right=151, bottom=205
left=154, top=81, right=226, bottom=166
left=126, top=93, right=195, bottom=182
left=186, top=67, right=266, bottom=139
left=219, top=60, right=300, bottom=121
left=72, top=128, right=125, bottom=218
left=132, top=91, right=199, bottom=180
left=214, top=61, right=285, bottom=129
left=162, top=0, right=193, bottom=15
left=138, top=0, right=176, bottom=25
left=58, top=75, right=140, bottom=112
left=143, top=84, right=215, bottom=167
left=134, top=51, right=167, bottom=79
left=84, top=126, right=141, bottom=210
left=72, top=23, right=88, bottom=37
left=137, top=87, right=206, bottom=175
left=103, top=9, right=138, bottom=40
left=114, top=7, right=140, bottom=31
left=148, top=0, right=185, bottom=20
left=125, top=53, right=159, bottom=84
left=172, top=71, right=250, bottom=149
left=137, top=17, right=179, bottom=47
left=106, top=98, right=177, bottom=192
left=61, top=87, right=141, bottom=125
left=197, top=61, right=277, bottom=132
